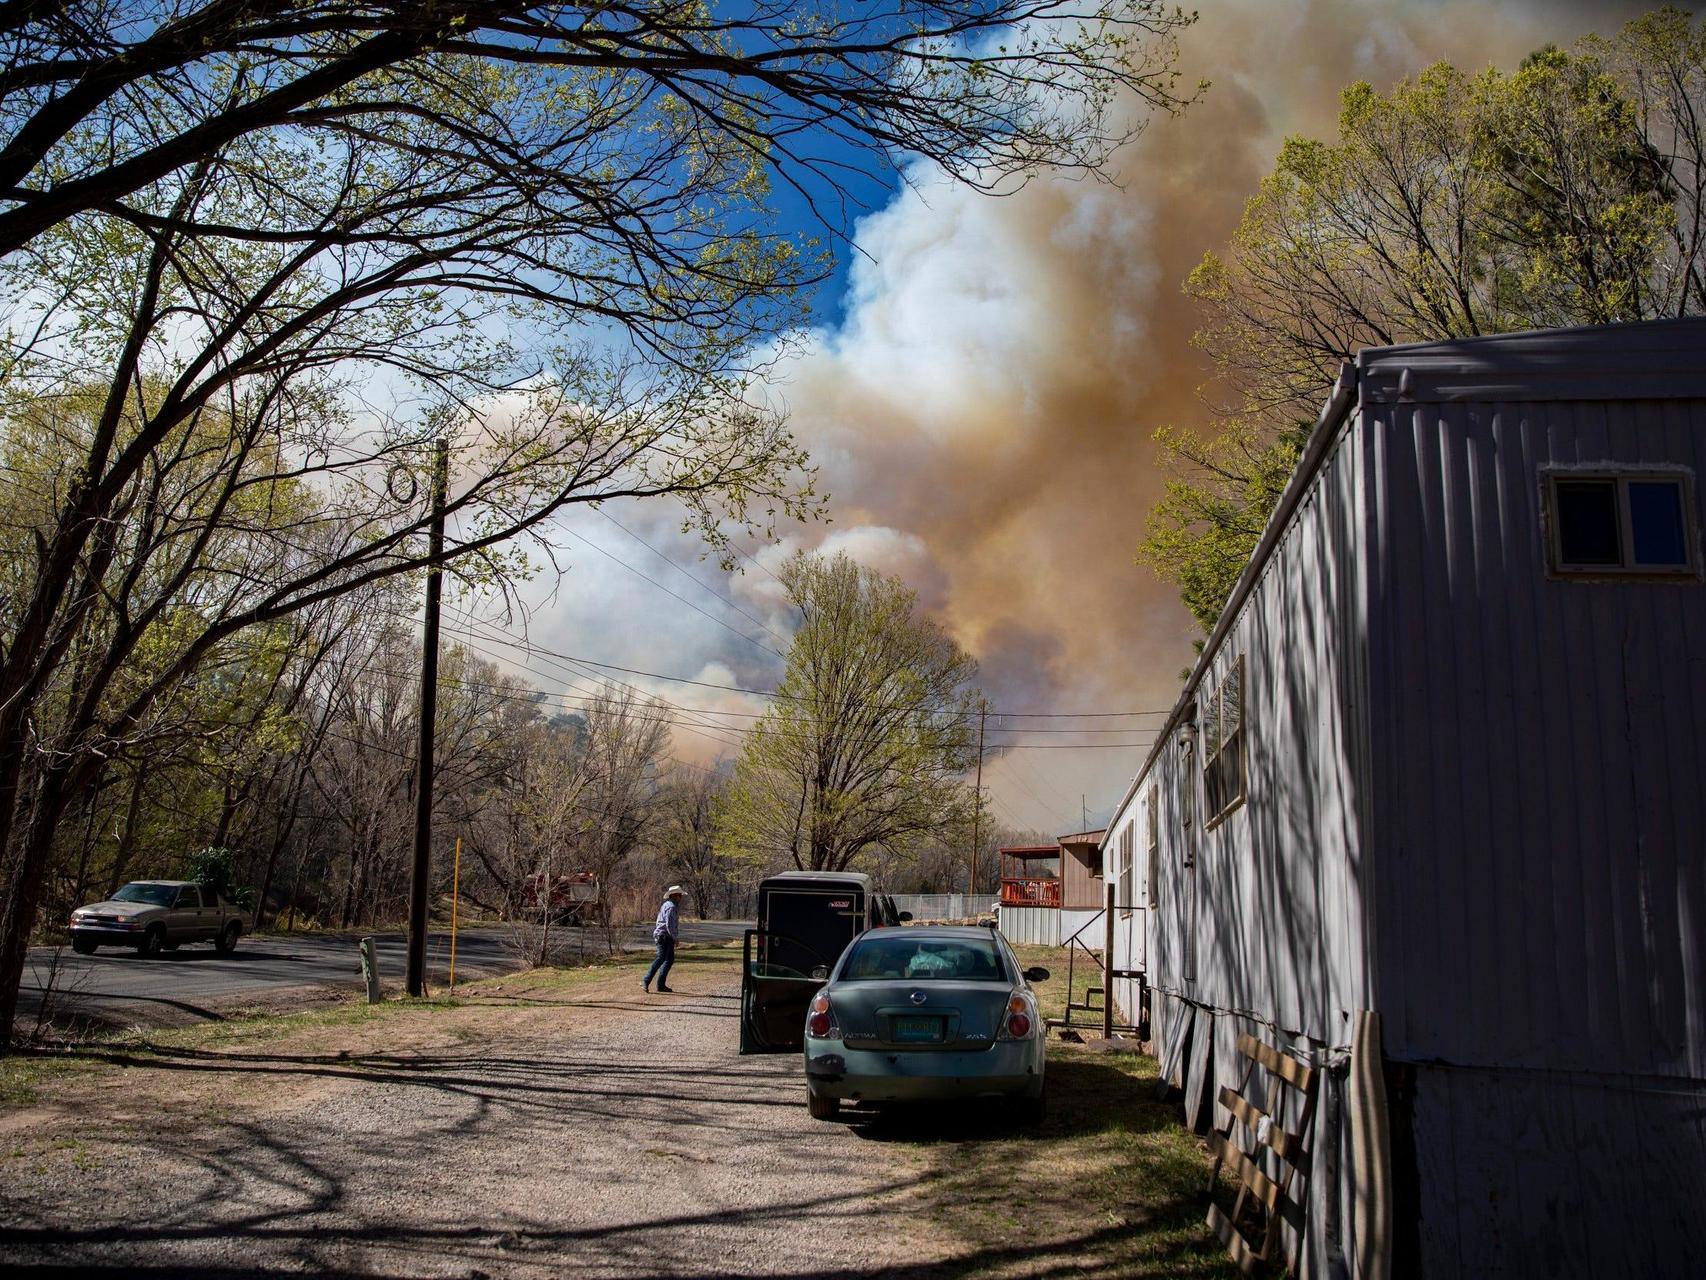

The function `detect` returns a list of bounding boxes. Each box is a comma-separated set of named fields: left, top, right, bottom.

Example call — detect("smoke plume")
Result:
left=515, top=0, right=1665, bottom=831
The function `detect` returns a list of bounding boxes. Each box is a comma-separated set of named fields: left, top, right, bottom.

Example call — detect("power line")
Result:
left=369, top=644, right=1158, bottom=747
left=563, top=528, right=785, bottom=659
left=691, top=499, right=787, bottom=590
left=321, top=607, right=1167, bottom=753
left=428, top=614, right=1173, bottom=720
left=444, top=638, right=1154, bottom=750
left=594, top=508, right=791, bottom=648
left=444, top=609, right=751, bottom=754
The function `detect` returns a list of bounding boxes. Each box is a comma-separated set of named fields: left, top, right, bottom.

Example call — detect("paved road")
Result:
left=19, top=921, right=751, bottom=1029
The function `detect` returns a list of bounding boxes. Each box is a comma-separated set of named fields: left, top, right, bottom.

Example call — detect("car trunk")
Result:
left=831, top=980, right=1013, bottom=1052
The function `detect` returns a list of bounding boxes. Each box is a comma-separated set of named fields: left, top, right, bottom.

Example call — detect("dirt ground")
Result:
left=0, top=946, right=1236, bottom=1279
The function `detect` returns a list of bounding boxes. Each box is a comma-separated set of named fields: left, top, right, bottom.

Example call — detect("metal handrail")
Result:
left=1054, top=895, right=1147, bottom=1038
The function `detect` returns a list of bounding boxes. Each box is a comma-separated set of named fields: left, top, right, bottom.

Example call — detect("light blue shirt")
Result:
left=653, top=897, right=679, bottom=941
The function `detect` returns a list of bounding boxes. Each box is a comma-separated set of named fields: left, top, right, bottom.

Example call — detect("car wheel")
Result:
left=807, top=1090, right=840, bottom=1121
left=215, top=921, right=240, bottom=955
left=71, top=937, right=96, bottom=955
left=137, top=925, right=165, bottom=958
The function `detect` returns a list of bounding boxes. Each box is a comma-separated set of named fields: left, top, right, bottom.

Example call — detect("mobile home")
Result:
left=995, top=831, right=1106, bottom=946
left=1102, top=318, right=1706, bottom=1277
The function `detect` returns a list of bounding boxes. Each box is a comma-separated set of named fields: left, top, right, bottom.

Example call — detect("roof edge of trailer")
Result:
left=1357, top=314, right=1706, bottom=405
left=1106, top=314, right=1706, bottom=829
left=760, top=870, right=873, bottom=886
left=1108, top=361, right=1360, bottom=826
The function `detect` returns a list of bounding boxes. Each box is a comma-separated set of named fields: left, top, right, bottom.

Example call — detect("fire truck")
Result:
left=518, top=871, right=599, bottom=924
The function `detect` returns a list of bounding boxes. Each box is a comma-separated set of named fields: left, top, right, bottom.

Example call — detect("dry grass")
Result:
left=4, top=940, right=1239, bottom=1278
left=848, top=941, right=1239, bottom=1279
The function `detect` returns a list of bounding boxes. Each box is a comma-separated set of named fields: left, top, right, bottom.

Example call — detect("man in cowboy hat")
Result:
left=644, top=885, right=686, bottom=993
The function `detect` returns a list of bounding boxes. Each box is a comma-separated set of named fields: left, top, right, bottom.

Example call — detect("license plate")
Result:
left=892, top=1015, right=944, bottom=1043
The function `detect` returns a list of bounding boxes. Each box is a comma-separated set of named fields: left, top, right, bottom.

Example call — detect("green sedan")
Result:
left=802, top=924, right=1050, bottom=1123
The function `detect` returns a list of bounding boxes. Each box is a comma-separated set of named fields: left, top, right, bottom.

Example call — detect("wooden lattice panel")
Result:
left=1205, top=1032, right=1318, bottom=1274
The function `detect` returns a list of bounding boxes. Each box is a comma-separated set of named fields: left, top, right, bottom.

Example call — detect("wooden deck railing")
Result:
left=999, top=878, right=1061, bottom=907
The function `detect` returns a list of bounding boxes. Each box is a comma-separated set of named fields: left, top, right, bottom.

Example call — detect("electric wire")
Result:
left=593, top=508, right=790, bottom=648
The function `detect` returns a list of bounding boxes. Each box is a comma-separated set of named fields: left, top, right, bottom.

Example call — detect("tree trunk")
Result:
left=0, top=739, right=75, bottom=1047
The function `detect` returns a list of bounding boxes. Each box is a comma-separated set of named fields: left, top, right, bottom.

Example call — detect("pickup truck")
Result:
left=69, top=880, right=246, bottom=957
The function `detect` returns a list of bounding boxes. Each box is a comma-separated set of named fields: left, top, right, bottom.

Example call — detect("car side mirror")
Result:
left=1024, top=966, right=1051, bottom=983
left=810, top=966, right=830, bottom=981
left=897, top=911, right=913, bottom=923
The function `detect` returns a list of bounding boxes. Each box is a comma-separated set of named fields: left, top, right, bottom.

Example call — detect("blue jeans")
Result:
left=644, top=935, right=675, bottom=988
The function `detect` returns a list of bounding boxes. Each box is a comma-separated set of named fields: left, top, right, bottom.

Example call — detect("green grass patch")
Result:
left=0, top=1049, right=84, bottom=1108
left=1009, top=942, right=1105, bottom=1028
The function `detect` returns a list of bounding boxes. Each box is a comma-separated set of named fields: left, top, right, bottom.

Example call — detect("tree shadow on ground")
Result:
left=836, top=1049, right=1239, bottom=1279
left=842, top=1052, right=1176, bottom=1142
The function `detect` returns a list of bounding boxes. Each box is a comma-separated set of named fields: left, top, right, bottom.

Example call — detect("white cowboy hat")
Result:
left=664, top=884, right=686, bottom=896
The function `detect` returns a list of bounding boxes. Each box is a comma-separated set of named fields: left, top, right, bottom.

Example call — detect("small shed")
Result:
left=1100, top=318, right=1706, bottom=1277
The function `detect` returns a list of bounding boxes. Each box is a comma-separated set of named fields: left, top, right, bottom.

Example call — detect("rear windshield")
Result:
left=840, top=936, right=1008, bottom=983
left=112, top=883, right=176, bottom=906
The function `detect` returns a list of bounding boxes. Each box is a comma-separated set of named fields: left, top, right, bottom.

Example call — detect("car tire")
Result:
left=807, top=1090, right=840, bottom=1121
left=215, top=921, right=240, bottom=955
left=71, top=937, right=96, bottom=955
left=137, top=925, right=165, bottom=958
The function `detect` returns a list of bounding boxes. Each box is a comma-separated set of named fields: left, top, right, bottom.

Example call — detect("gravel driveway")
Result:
left=1, top=953, right=948, bottom=1278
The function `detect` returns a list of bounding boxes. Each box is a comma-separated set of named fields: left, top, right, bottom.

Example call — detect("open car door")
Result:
left=739, top=929, right=841, bottom=1054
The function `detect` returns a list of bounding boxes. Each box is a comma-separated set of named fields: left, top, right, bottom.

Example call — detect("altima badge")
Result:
left=909, top=990, right=927, bottom=1005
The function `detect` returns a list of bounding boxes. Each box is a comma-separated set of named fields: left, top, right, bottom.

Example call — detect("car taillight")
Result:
left=999, top=992, right=1034, bottom=1040
left=806, top=992, right=837, bottom=1039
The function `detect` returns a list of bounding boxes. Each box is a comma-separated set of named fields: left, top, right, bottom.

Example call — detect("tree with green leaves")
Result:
left=716, top=553, right=981, bottom=874
left=657, top=763, right=735, bottom=920
left=1139, top=6, right=1705, bottom=630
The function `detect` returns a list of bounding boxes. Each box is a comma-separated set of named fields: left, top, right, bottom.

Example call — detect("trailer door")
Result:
left=738, top=886, right=864, bottom=1053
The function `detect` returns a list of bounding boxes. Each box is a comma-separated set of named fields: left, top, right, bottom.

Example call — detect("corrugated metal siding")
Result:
left=1102, top=318, right=1706, bottom=1278
left=1147, top=416, right=1374, bottom=1053
left=1367, top=392, right=1706, bottom=1080
left=1099, top=804, right=1149, bottom=1024
left=1404, top=1062, right=1704, bottom=1277
left=996, top=906, right=1104, bottom=949
left=996, top=906, right=1059, bottom=947
left=1130, top=417, right=1373, bottom=1276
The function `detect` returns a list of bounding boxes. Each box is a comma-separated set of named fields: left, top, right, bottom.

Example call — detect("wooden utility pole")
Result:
left=969, top=702, right=987, bottom=896
left=406, top=438, right=449, bottom=999
left=1103, top=880, right=1115, bottom=1040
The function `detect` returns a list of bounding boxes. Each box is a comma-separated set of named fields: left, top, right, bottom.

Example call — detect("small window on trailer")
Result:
left=1545, top=468, right=1700, bottom=577
left=1202, top=654, right=1247, bottom=828
left=1146, top=783, right=1160, bottom=907
left=1118, top=823, right=1134, bottom=917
